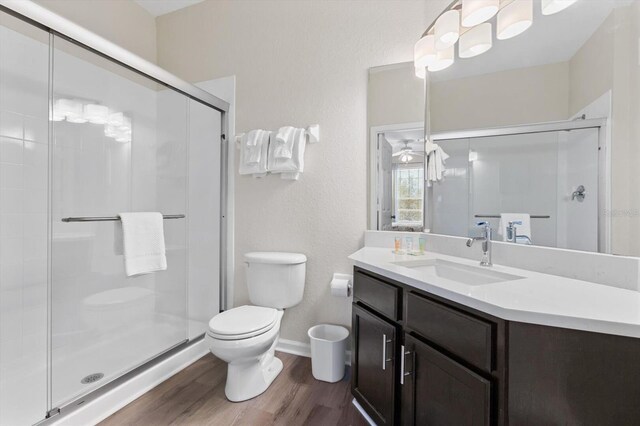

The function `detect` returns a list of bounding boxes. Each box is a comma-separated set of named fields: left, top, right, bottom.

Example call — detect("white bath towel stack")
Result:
left=426, top=142, right=450, bottom=186
left=239, top=129, right=271, bottom=177
left=499, top=213, right=532, bottom=244
left=119, top=212, right=167, bottom=277
left=268, top=127, right=306, bottom=180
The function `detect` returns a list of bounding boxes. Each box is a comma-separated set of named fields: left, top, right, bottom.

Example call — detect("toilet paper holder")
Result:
left=331, top=273, right=353, bottom=297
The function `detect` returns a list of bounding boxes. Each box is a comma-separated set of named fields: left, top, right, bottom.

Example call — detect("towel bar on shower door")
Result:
left=474, top=214, right=550, bottom=219
left=61, top=214, right=186, bottom=223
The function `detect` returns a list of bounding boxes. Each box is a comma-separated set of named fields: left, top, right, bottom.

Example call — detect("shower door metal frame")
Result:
left=429, top=118, right=610, bottom=254
left=0, top=0, right=231, bottom=421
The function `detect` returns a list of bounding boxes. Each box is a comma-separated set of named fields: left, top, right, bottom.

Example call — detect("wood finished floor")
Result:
left=100, top=352, right=368, bottom=426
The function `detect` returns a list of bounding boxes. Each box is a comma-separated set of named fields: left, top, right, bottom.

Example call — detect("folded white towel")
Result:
left=274, top=126, right=295, bottom=159
left=499, top=213, right=532, bottom=243
left=239, top=130, right=270, bottom=177
left=245, top=129, right=264, bottom=164
left=268, top=127, right=306, bottom=176
left=119, top=212, right=167, bottom=277
left=426, top=143, right=449, bottom=185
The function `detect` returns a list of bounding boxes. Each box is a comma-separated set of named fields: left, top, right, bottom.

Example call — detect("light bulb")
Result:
left=459, top=23, right=492, bottom=58
left=83, top=104, right=109, bottom=124
left=462, top=0, right=499, bottom=27
left=497, top=0, right=533, bottom=40
left=435, top=10, right=460, bottom=50
left=108, top=112, right=124, bottom=127
left=50, top=100, right=65, bottom=122
left=541, top=0, right=577, bottom=15
left=414, top=34, right=436, bottom=69
left=428, top=45, right=454, bottom=72
left=57, top=98, right=86, bottom=123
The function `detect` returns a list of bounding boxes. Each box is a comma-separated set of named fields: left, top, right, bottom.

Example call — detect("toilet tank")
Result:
left=244, top=252, right=307, bottom=309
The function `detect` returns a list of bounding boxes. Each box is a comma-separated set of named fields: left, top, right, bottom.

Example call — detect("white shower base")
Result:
left=0, top=315, right=186, bottom=426
left=52, top=315, right=186, bottom=408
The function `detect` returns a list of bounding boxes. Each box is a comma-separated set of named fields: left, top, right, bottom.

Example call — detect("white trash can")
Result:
left=308, top=324, right=349, bottom=383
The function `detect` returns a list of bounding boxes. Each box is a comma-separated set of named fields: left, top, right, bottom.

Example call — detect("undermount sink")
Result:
left=391, top=259, right=524, bottom=286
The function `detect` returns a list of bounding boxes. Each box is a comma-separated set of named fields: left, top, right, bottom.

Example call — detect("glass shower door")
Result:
left=50, top=36, right=188, bottom=408
left=0, top=12, right=49, bottom=425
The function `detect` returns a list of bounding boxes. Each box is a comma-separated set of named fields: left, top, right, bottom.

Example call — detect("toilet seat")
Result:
left=208, top=305, right=278, bottom=341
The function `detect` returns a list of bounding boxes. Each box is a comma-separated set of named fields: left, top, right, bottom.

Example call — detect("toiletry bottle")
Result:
left=419, top=237, right=426, bottom=253
left=405, top=236, right=413, bottom=253
left=394, top=237, right=402, bottom=253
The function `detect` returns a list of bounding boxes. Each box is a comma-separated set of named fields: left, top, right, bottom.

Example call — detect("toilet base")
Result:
left=224, top=351, right=283, bottom=402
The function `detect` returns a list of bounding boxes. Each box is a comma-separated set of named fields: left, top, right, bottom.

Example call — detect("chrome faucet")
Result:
left=466, top=221, right=492, bottom=267
left=506, top=221, right=520, bottom=243
left=506, top=221, right=533, bottom=245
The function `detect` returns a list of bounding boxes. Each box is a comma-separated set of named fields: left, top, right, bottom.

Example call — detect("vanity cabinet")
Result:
left=352, top=266, right=640, bottom=426
left=352, top=267, right=506, bottom=426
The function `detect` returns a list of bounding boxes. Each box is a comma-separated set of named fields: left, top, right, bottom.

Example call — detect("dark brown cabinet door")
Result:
left=402, top=334, right=491, bottom=426
left=352, top=303, right=398, bottom=425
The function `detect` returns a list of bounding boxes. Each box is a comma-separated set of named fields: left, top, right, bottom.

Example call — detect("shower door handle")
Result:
left=571, top=185, right=586, bottom=202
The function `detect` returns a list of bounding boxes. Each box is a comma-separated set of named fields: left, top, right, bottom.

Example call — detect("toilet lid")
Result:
left=208, top=305, right=278, bottom=339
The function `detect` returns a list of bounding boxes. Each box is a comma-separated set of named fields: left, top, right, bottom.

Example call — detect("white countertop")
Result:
left=349, top=247, right=640, bottom=338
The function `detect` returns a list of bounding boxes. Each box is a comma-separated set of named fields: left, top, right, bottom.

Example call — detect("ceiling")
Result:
left=383, top=128, right=425, bottom=154
left=431, top=0, right=630, bottom=82
left=135, top=0, right=205, bottom=17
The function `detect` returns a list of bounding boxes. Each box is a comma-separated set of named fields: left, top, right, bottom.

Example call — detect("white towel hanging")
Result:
left=426, top=143, right=449, bottom=186
left=119, top=212, right=167, bottom=277
left=238, top=130, right=270, bottom=177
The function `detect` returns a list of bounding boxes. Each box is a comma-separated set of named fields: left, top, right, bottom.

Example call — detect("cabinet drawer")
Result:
left=354, top=270, right=401, bottom=321
left=406, top=292, right=494, bottom=371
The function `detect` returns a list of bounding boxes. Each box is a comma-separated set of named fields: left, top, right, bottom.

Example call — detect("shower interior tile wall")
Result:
left=0, top=19, right=49, bottom=426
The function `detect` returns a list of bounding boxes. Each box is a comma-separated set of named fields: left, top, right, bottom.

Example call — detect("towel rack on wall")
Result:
left=234, top=124, right=320, bottom=146
left=61, top=214, right=185, bottom=223
left=474, top=214, right=551, bottom=219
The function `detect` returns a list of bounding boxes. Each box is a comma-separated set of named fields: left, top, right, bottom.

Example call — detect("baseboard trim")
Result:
left=276, top=338, right=312, bottom=357
left=276, top=338, right=351, bottom=366
left=52, top=339, right=208, bottom=426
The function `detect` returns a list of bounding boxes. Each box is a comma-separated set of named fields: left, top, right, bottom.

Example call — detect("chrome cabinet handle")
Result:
left=382, top=334, right=392, bottom=370
left=400, top=345, right=412, bottom=385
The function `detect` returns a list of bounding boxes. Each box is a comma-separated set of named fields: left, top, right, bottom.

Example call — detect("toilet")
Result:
left=207, top=251, right=307, bottom=402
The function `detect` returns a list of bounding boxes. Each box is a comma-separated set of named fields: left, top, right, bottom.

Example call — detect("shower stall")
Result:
left=0, top=3, right=228, bottom=425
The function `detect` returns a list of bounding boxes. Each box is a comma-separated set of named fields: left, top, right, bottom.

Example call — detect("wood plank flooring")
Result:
left=100, top=352, right=368, bottom=426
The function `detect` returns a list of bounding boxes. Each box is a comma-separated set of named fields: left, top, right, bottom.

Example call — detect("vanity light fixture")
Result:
left=541, top=0, right=577, bottom=15
left=435, top=10, right=460, bottom=50
left=459, top=23, right=492, bottom=58
left=51, top=98, right=131, bottom=143
left=461, top=0, right=499, bottom=27
left=415, top=0, right=577, bottom=74
left=428, top=45, right=455, bottom=72
left=497, top=0, right=533, bottom=40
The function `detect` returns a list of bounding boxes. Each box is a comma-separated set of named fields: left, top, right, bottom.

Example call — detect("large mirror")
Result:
left=369, top=0, right=640, bottom=257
